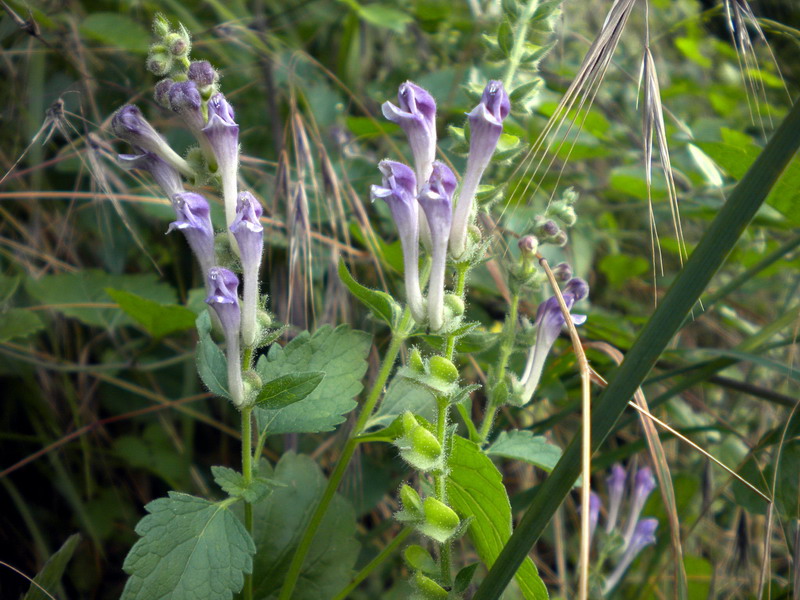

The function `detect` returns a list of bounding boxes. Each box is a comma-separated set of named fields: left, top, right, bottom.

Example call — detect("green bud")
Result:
left=562, top=186, right=579, bottom=205
left=257, top=309, right=273, bottom=331
left=400, top=484, right=423, bottom=514
left=518, top=235, right=538, bottom=257
left=241, top=370, right=263, bottom=407
left=421, top=497, right=460, bottom=542
left=553, top=230, right=568, bottom=246
left=428, top=356, right=459, bottom=384
left=467, top=224, right=481, bottom=244
left=411, top=572, right=449, bottom=600
left=165, top=32, right=188, bottom=57
left=146, top=51, right=172, bottom=76
left=409, top=348, right=425, bottom=374
left=444, top=294, right=465, bottom=317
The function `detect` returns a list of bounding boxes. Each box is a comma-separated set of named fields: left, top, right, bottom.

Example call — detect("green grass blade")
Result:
left=473, top=98, right=800, bottom=600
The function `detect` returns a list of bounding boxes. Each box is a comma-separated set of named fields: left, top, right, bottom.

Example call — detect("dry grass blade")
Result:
left=509, top=0, right=637, bottom=209
left=0, top=560, right=57, bottom=600
left=536, top=254, right=592, bottom=600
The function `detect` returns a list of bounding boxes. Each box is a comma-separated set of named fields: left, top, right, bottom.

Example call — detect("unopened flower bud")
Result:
left=552, top=230, right=568, bottom=246
left=188, top=60, right=218, bottom=88
left=534, top=218, right=559, bottom=238
left=166, top=32, right=188, bottom=56
left=153, top=14, right=170, bottom=38
left=400, top=484, right=423, bottom=514
left=154, top=78, right=174, bottom=108
left=444, top=294, right=465, bottom=317
left=518, top=235, right=538, bottom=256
left=409, top=348, right=425, bottom=374
left=552, top=262, right=572, bottom=282
left=382, top=81, right=437, bottom=186
left=242, top=370, right=263, bottom=406
left=562, top=186, right=579, bottom=205
left=147, top=51, right=172, bottom=76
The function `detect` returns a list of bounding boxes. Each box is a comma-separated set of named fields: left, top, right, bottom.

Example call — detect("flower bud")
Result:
left=411, top=572, right=449, bottom=600
left=518, top=235, right=539, bottom=256
left=552, top=230, right=568, bottom=246
left=188, top=60, right=218, bottom=88
left=534, top=217, right=559, bottom=239
left=400, top=484, right=423, bottom=515
left=428, top=355, right=459, bottom=384
left=402, top=411, right=419, bottom=434
left=167, top=192, right=216, bottom=278
left=552, top=262, right=572, bottom=282
left=444, top=294, right=465, bottom=317
left=165, top=32, right=188, bottom=56
left=153, top=14, right=171, bottom=38
left=242, top=369, right=263, bottom=406
left=562, top=186, right=579, bottom=205
left=206, top=267, right=244, bottom=407
left=382, top=81, right=437, bottom=186
left=154, top=78, right=174, bottom=108
left=606, top=463, right=626, bottom=533
left=146, top=50, right=172, bottom=76
left=410, top=427, right=442, bottom=461
left=421, top=497, right=460, bottom=543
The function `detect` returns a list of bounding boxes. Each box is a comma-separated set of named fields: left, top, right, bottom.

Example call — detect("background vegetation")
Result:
left=1, top=0, right=798, bottom=597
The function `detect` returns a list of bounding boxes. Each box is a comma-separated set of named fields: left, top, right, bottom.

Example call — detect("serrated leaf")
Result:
left=251, top=452, right=360, bottom=599
left=211, top=466, right=274, bottom=504
left=366, top=376, right=437, bottom=430
left=106, top=288, right=196, bottom=338
left=497, top=20, right=514, bottom=56
left=25, top=270, right=176, bottom=328
left=255, top=325, right=371, bottom=434
left=487, top=430, right=564, bottom=473
left=121, top=492, right=255, bottom=600
left=447, top=436, right=548, bottom=600
left=0, top=308, right=43, bottom=342
left=254, top=371, right=325, bottom=409
left=195, top=312, right=229, bottom=399
left=338, top=259, right=400, bottom=328
left=23, top=534, right=80, bottom=600
left=510, top=78, right=544, bottom=103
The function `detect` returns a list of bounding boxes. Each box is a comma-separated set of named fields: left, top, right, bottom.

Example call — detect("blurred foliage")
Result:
left=0, top=0, right=799, bottom=598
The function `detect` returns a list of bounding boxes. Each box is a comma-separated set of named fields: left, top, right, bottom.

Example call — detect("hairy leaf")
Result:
left=106, top=288, right=196, bottom=338
left=195, top=312, right=229, bottom=399
left=486, top=430, right=564, bottom=473
left=255, top=325, right=370, bottom=434
left=122, top=493, right=254, bottom=600
left=254, top=371, right=325, bottom=409
left=338, top=258, right=400, bottom=328
left=211, top=466, right=274, bottom=504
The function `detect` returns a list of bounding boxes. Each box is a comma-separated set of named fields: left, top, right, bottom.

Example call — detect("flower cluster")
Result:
left=373, top=80, right=510, bottom=331
left=110, top=17, right=266, bottom=409
left=586, top=464, right=659, bottom=594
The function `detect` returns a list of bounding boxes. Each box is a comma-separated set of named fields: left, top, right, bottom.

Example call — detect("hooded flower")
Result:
left=230, top=191, right=264, bottom=346
left=167, top=192, right=216, bottom=278
left=206, top=267, right=244, bottom=407
left=603, top=518, right=658, bottom=593
left=203, top=93, right=240, bottom=233
left=417, top=161, right=456, bottom=330
left=450, top=81, right=510, bottom=259
left=382, top=81, right=437, bottom=187
left=605, top=463, right=627, bottom=533
left=518, top=277, right=588, bottom=404
left=118, top=152, right=183, bottom=199
left=371, top=160, right=425, bottom=323
left=187, top=60, right=218, bottom=89
left=622, top=466, right=656, bottom=545
left=111, top=104, right=193, bottom=178
left=168, top=80, right=205, bottom=131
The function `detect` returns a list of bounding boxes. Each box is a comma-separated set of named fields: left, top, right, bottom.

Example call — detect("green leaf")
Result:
left=254, top=372, right=325, bottom=409
left=598, top=254, right=649, bottom=289
left=486, top=430, right=564, bottom=473
left=497, top=20, right=513, bottom=56
left=338, top=258, right=400, bottom=328
left=80, top=13, right=149, bottom=53
left=195, top=312, right=229, bottom=399
left=122, top=493, right=255, bottom=600
left=25, top=270, right=177, bottom=329
left=251, top=452, right=360, bottom=599
left=0, top=308, right=43, bottom=342
left=355, top=3, right=413, bottom=33
left=447, top=436, right=548, bottom=600
left=114, top=423, right=190, bottom=490
left=255, top=325, right=371, bottom=434
left=0, top=274, right=20, bottom=304
left=211, top=466, right=274, bottom=504
left=106, top=288, right=196, bottom=338
left=23, top=533, right=80, bottom=600
left=366, top=376, right=437, bottom=430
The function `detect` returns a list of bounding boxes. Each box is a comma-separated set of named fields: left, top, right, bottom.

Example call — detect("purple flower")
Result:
left=111, top=105, right=193, bottom=177
left=206, top=267, right=244, bottom=407
left=604, top=518, right=658, bottom=593
left=381, top=81, right=437, bottom=187
left=167, top=192, right=216, bottom=278
left=588, top=491, right=602, bottom=546
left=417, top=161, right=455, bottom=330
left=187, top=60, right=218, bottom=89
left=518, top=277, right=588, bottom=404
left=154, top=79, right=174, bottom=108
left=605, top=463, right=627, bottom=533
left=371, top=160, right=425, bottom=323
left=553, top=262, right=573, bottom=282
left=450, top=81, right=510, bottom=259
left=118, top=152, right=183, bottom=199
left=230, top=191, right=264, bottom=347
left=622, top=467, right=656, bottom=545
left=203, top=93, right=240, bottom=233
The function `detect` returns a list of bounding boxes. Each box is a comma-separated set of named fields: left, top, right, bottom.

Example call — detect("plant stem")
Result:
left=434, top=396, right=453, bottom=586
left=278, top=312, right=411, bottom=600
left=503, top=0, right=541, bottom=90
left=241, top=405, right=254, bottom=600
left=479, top=293, right=519, bottom=442
left=331, top=528, right=413, bottom=600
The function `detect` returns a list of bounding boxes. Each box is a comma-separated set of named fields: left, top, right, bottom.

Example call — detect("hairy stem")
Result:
left=241, top=406, right=254, bottom=600
left=503, top=0, right=541, bottom=90
left=278, top=311, right=411, bottom=600
left=434, top=396, right=452, bottom=586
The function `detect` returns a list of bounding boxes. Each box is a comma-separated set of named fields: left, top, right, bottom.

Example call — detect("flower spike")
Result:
left=450, top=81, right=510, bottom=259
left=418, top=161, right=456, bottom=330
left=230, top=191, right=264, bottom=347
left=371, top=160, right=425, bottom=323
